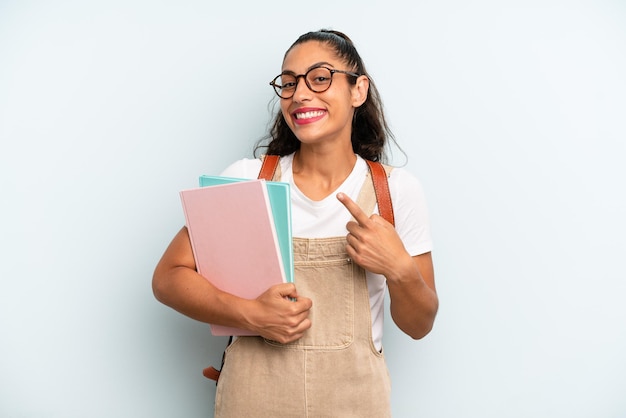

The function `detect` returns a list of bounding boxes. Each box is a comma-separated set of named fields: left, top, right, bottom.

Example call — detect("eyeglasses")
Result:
left=269, top=66, right=360, bottom=99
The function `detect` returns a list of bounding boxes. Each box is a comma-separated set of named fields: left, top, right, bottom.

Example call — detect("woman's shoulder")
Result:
left=219, top=157, right=263, bottom=179
left=386, top=165, right=425, bottom=193
left=385, top=165, right=432, bottom=254
left=386, top=165, right=430, bottom=217
left=220, top=154, right=295, bottom=179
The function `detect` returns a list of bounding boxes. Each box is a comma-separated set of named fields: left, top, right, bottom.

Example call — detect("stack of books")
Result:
left=180, top=176, right=293, bottom=336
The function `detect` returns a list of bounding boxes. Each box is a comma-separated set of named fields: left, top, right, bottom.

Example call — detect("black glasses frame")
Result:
left=269, top=66, right=360, bottom=99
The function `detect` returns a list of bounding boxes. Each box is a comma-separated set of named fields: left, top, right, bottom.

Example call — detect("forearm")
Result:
left=153, top=265, right=312, bottom=342
left=151, top=227, right=256, bottom=329
left=386, top=252, right=438, bottom=339
left=152, top=227, right=312, bottom=342
left=152, top=264, right=254, bottom=329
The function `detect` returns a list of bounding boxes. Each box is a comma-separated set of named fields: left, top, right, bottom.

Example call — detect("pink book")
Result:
left=180, top=180, right=286, bottom=336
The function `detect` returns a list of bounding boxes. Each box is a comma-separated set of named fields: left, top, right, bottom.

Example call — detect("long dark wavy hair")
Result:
left=254, top=29, right=398, bottom=163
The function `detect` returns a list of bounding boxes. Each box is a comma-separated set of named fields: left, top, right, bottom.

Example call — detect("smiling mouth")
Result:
left=294, top=110, right=325, bottom=120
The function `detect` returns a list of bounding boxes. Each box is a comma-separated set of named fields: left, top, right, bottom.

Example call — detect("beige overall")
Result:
left=214, top=167, right=392, bottom=418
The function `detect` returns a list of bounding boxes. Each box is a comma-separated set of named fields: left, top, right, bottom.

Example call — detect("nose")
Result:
left=291, top=75, right=312, bottom=102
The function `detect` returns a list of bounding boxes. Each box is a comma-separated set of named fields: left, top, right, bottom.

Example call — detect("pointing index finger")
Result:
left=337, top=192, right=369, bottom=225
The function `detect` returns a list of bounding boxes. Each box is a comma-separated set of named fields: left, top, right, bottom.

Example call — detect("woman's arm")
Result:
left=152, top=227, right=312, bottom=343
left=337, top=193, right=438, bottom=339
left=384, top=252, right=438, bottom=339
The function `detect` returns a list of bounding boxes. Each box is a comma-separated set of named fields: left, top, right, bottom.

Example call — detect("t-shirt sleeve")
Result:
left=219, top=158, right=263, bottom=179
left=388, top=168, right=433, bottom=256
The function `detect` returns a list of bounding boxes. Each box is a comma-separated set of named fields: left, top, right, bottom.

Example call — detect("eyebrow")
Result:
left=282, top=61, right=335, bottom=74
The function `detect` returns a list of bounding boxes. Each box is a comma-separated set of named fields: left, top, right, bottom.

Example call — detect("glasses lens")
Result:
left=273, top=74, right=297, bottom=98
left=306, top=67, right=332, bottom=93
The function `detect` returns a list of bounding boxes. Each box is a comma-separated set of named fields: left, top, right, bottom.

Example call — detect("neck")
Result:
left=293, top=145, right=356, bottom=176
left=292, top=146, right=357, bottom=201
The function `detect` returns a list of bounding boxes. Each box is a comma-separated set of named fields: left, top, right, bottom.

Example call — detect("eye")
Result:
left=312, top=75, right=329, bottom=83
left=307, top=68, right=333, bottom=87
left=280, top=76, right=297, bottom=89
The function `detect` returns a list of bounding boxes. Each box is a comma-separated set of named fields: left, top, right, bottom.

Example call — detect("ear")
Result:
left=351, top=75, right=369, bottom=107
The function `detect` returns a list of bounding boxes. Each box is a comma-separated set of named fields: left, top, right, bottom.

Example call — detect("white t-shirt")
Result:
left=220, top=153, right=433, bottom=351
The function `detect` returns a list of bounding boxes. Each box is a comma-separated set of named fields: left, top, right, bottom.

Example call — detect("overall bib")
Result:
left=214, top=165, right=392, bottom=418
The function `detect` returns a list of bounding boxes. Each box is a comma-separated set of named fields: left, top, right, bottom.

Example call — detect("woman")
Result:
left=153, top=29, right=438, bottom=417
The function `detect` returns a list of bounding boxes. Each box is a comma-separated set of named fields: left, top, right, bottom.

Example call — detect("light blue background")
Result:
left=1, top=1, right=625, bottom=417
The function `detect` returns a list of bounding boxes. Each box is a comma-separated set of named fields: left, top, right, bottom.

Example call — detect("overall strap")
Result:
left=259, top=155, right=395, bottom=226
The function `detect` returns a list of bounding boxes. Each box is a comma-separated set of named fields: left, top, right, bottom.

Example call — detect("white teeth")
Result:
left=295, top=111, right=324, bottom=119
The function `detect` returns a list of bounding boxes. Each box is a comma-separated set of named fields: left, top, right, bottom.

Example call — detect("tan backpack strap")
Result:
left=365, top=160, right=395, bottom=227
left=258, top=155, right=280, bottom=180
left=202, top=335, right=233, bottom=384
left=202, top=366, right=221, bottom=382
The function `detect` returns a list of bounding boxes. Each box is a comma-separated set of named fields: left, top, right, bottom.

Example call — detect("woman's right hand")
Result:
left=245, top=283, right=312, bottom=344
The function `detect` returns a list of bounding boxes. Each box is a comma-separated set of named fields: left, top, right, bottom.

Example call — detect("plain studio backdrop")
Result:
left=1, top=1, right=625, bottom=417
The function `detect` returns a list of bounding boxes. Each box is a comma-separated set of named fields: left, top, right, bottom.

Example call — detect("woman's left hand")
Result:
left=337, top=192, right=413, bottom=278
